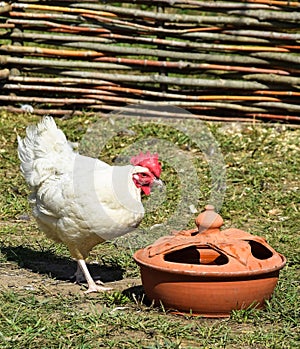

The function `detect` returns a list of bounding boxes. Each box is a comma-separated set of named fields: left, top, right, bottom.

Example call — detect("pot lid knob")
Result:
left=195, top=205, right=224, bottom=232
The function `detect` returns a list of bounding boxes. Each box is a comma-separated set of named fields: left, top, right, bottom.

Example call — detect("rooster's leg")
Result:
left=77, top=259, right=112, bottom=293
left=74, top=264, right=105, bottom=285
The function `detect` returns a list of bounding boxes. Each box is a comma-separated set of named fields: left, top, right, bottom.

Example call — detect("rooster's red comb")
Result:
left=130, top=151, right=161, bottom=178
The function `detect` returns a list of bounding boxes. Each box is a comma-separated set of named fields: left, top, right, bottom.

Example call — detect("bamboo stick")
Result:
left=246, top=0, right=299, bottom=6
left=59, top=70, right=269, bottom=90
left=0, top=23, right=14, bottom=28
left=98, top=32, right=289, bottom=52
left=7, top=17, right=111, bottom=35
left=86, top=104, right=262, bottom=122
left=0, top=95, right=102, bottom=104
left=251, top=52, right=300, bottom=64
left=280, top=45, right=300, bottom=51
left=243, top=73, right=300, bottom=86
left=98, top=104, right=295, bottom=124
left=253, top=102, right=300, bottom=112
left=229, top=9, right=300, bottom=21
left=94, top=57, right=289, bottom=75
left=224, top=30, right=300, bottom=41
left=85, top=0, right=278, bottom=10
left=8, top=75, right=116, bottom=86
left=2, top=83, right=117, bottom=96
left=245, top=113, right=300, bottom=122
left=12, top=3, right=116, bottom=17
left=8, top=11, right=82, bottom=22
left=254, top=90, right=300, bottom=96
left=71, top=3, right=273, bottom=26
left=78, top=0, right=298, bottom=10
left=8, top=31, right=111, bottom=44
left=90, top=31, right=289, bottom=52
left=0, top=45, right=105, bottom=58
left=85, top=94, right=267, bottom=112
left=1, top=56, right=131, bottom=70
left=180, top=32, right=270, bottom=43
left=2, top=106, right=90, bottom=116
left=81, top=13, right=223, bottom=36
left=0, top=46, right=289, bottom=75
left=100, top=85, right=280, bottom=101
left=62, top=42, right=270, bottom=65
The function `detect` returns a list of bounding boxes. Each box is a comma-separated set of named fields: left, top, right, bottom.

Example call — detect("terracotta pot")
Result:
left=134, top=205, right=286, bottom=317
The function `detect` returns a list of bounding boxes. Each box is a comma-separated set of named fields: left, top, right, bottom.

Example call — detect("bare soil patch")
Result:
left=0, top=256, right=142, bottom=297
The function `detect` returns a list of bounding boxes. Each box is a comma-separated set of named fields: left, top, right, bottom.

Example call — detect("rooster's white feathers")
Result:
left=17, top=116, right=154, bottom=292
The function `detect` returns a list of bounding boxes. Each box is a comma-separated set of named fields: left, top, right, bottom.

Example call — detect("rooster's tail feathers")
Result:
left=17, top=116, right=74, bottom=187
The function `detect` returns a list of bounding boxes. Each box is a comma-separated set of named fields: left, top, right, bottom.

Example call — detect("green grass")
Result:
left=0, top=111, right=299, bottom=348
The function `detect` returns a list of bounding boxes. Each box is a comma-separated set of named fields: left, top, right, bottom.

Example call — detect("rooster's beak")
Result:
left=152, top=178, right=163, bottom=187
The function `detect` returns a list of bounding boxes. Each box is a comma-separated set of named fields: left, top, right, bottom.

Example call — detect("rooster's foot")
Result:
left=84, top=283, right=112, bottom=294
left=77, top=259, right=112, bottom=294
left=95, top=279, right=105, bottom=286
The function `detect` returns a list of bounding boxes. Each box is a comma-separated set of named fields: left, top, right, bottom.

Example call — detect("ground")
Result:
left=0, top=112, right=299, bottom=348
left=0, top=218, right=141, bottom=298
left=0, top=249, right=140, bottom=297
left=0, top=264, right=143, bottom=318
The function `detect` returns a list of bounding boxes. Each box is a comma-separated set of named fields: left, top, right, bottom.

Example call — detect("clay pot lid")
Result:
left=134, top=205, right=286, bottom=277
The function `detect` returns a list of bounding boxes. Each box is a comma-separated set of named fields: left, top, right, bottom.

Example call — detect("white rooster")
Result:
left=17, top=116, right=162, bottom=293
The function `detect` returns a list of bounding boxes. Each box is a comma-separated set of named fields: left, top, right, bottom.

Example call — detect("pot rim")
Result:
left=133, top=250, right=287, bottom=278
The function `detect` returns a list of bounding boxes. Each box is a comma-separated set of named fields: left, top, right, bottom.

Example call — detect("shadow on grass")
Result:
left=0, top=245, right=124, bottom=283
left=123, top=285, right=153, bottom=307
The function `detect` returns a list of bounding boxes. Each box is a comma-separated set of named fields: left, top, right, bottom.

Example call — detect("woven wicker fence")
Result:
left=1, top=0, right=300, bottom=122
